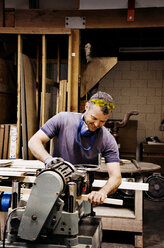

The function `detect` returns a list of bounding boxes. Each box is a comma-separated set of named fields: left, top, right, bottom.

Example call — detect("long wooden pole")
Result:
left=16, top=34, right=22, bottom=158
left=67, top=33, right=72, bottom=112
left=71, top=30, right=80, bottom=112
left=41, top=34, right=46, bottom=126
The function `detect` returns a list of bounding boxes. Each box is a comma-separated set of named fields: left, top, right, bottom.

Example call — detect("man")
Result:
left=28, top=91, right=121, bottom=204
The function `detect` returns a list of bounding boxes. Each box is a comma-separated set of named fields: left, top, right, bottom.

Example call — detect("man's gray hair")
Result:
left=88, top=91, right=114, bottom=115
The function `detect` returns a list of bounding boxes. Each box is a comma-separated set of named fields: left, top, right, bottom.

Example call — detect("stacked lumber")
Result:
left=0, top=124, right=17, bottom=159
left=18, top=54, right=38, bottom=160
left=57, top=80, right=67, bottom=113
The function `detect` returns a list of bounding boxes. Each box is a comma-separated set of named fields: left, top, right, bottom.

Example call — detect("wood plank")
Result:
left=0, top=168, right=36, bottom=173
left=16, top=34, right=22, bottom=159
left=102, top=243, right=134, bottom=248
left=134, top=178, right=143, bottom=221
left=0, top=211, right=8, bottom=240
left=93, top=180, right=149, bottom=191
left=3, top=124, right=10, bottom=159
left=0, top=124, right=5, bottom=159
left=77, top=195, right=123, bottom=206
left=57, top=42, right=60, bottom=83
left=40, top=34, right=46, bottom=126
left=0, top=171, right=25, bottom=177
left=71, top=29, right=79, bottom=112
left=20, top=53, right=28, bottom=160
left=11, top=159, right=44, bottom=168
left=135, top=234, right=143, bottom=248
left=100, top=217, right=142, bottom=232
left=23, top=54, right=38, bottom=159
left=94, top=206, right=135, bottom=218
left=67, top=33, right=72, bottom=112
left=8, top=124, right=17, bottom=159
left=0, top=27, right=71, bottom=34
left=58, top=80, right=67, bottom=112
left=80, top=57, right=117, bottom=98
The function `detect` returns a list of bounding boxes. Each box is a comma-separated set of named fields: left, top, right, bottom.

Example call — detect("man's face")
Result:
left=84, top=103, right=111, bottom=132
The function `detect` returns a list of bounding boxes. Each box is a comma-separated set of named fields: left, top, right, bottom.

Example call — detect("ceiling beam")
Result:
left=3, top=8, right=164, bottom=29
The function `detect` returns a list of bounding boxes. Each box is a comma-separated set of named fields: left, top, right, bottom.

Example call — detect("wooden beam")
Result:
left=93, top=179, right=149, bottom=191
left=40, top=34, right=46, bottom=127
left=0, top=27, right=71, bottom=34
left=58, top=80, right=67, bottom=113
left=0, top=0, right=5, bottom=27
left=23, top=54, right=38, bottom=159
left=56, top=42, right=60, bottom=113
left=36, top=43, right=39, bottom=84
left=20, top=53, right=28, bottom=160
left=80, top=57, right=117, bottom=98
left=57, top=42, right=60, bottom=83
left=77, top=194, right=123, bottom=205
left=6, top=8, right=164, bottom=29
left=16, top=34, right=22, bottom=159
left=67, top=33, right=72, bottom=112
left=71, top=30, right=80, bottom=112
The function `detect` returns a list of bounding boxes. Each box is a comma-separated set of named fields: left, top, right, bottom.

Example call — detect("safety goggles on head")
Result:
left=89, top=99, right=115, bottom=110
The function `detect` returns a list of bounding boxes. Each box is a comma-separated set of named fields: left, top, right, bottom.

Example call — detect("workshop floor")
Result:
left=102, top=198, right=164, bottom=248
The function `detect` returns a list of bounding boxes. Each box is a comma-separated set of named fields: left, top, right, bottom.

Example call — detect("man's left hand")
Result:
left=88, top=190, right=107, bottom=205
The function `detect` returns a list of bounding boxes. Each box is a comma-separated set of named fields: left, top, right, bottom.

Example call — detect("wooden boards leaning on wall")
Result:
left=15, top=31, right=79, bottom=159
left=0, top=124, right=17, bottom=159
left=17, top=34, right=38, bottom=160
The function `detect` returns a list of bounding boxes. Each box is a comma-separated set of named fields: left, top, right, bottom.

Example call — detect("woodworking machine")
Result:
left=3, top=161, right=102, bottom=248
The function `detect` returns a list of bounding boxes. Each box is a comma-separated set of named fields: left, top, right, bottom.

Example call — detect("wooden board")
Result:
left=80, top=57, right=117, bottom=98
left=0, top=124, right=5, bottom=159
left=77, top=194, right=123, bottom=206
left=3, top=124, right=10, bottom=159
left=93, top=180, right=149, bottom=191
left=8, top=124, right=17, bottom=159
left=0, top=171, right=25, bottom=177
left=23, top=54, right=38, bottom=159
left=11, top=159, right=44, bottom=169
left=20, top=53, right=28, bottom=160
left=16, top=34, right=22, bottom=159
left=94, top=206, right=135, bottom=219
left=71, top=30, right=79, bottom=112
left=0, top=168, right=36, bottom=173
left=58, top=80, right=67, bottom=112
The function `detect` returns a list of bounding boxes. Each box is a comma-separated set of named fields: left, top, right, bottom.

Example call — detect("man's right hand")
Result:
left=44, top=156, right=64, bottom=168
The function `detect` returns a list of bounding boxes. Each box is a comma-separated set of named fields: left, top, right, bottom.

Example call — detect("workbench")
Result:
left=0, top=159, right=160, bottom=247
left=93, top=161, right=161, bottom=248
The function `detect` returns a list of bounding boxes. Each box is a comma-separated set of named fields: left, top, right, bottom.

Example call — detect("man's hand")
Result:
left=44, top=156, right=64, bottom=168
left=88, top=190, right=107, bottom=205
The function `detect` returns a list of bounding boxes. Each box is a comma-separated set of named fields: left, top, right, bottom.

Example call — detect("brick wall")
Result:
left=98, top=60, right=164, bottom=145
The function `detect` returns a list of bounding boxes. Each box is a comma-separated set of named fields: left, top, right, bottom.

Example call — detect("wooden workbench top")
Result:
left=0, top=159, right=44, bottom=179
left=0, top=159, right=161, bottom=180
left=99, top=161, right=161, bottom=174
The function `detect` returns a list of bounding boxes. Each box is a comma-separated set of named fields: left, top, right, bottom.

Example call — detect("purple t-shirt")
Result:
left=41, top=112, right=120, bottom=165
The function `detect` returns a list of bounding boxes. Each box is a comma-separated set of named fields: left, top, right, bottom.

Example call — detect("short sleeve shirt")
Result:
left=41, top=112, right=120, bottom=165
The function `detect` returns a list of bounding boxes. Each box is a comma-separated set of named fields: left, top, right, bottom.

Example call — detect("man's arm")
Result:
left=28, top=129, right=51, bottom=162
left=88, top=162, right=122, bottom=204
